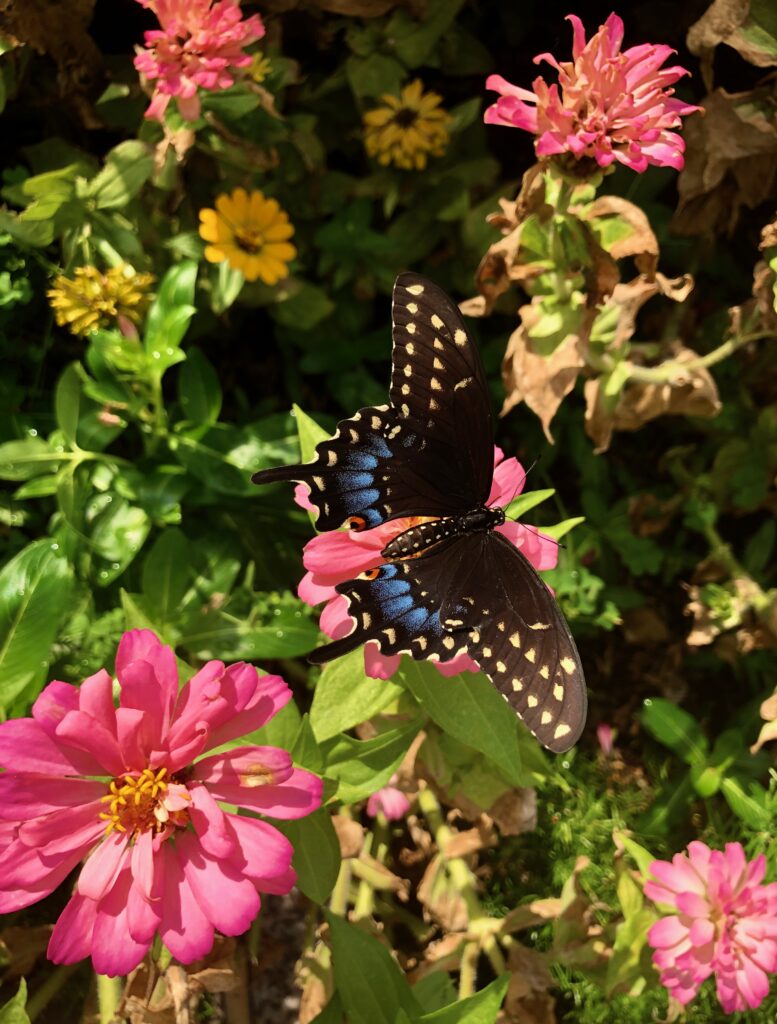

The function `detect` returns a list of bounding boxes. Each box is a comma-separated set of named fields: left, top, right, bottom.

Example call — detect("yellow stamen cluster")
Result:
left=47, top=264, right=155, bottom=337
left=99, top=767, right=177, bottom=837
left=363, top=79, right=451, bottom=170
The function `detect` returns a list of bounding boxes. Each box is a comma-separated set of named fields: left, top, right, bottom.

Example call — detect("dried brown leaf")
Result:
left=489, top=787, right=537, bottom=836
left=673, top=86, right=777, bottom=236
left=584, top=196, right=660, bottom=276
left=502, top=944, right=556, bottom=1024
left=751, top=688, right=777, bottom=752
left=629, top=492, right=682, bottom=536
left=443, top=819, right=497, bottom=859
left=417, top=854, right=470, bottom=931
left=584, top=345, right=720, bottom=453
left=332, top=814, right=365, bottom=859
left=501, top=308, right=593, bottom=442
left=500, top=898, right=564, bottom=935
left=688, top=0, right=777, bottom=89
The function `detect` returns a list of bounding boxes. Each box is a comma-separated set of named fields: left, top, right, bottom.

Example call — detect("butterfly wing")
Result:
left=252, top=274, right=493, bottom=530
left=441, top=531, right=587, bottom=753
left=308, top=529, right=586, bottom=753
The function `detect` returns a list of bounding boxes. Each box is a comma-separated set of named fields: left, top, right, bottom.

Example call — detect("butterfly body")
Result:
left=252, top=272, right=587, bottom=753
left=381, top=507, right=505, bottom=561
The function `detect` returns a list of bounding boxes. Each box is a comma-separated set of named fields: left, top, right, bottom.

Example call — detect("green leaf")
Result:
left=309, top=993, right=345, bottom=1024
left=141, top=528, right=192, bottom=625
left=542, top=516, right=585, bottom=541
left=322, top=720, right=421, bottom=804
left=89, top=496, right=151, bottom=584
left=720, top=776, right=771, bottom=830
left=419, top=975, right=509, bottom=1022
left=291, top=713, right=326, bottom=775
left=639, top=698, right=707, bottom=765
left=0, top=540, right=74, bottom=711
left=503, top=488, right=555, bottom=521
left=54, top=362, right=83, bottom=448
left=346, top=53, right=405, bottom=98
left=294, top=404, right=329, bottom=462
left=325, top=912, right=421, bottom=1024
left=85, top=140, right=154, bottom=210
left=310, top=649, right=404, bottom=742
left=243, top=697, right=302, bottom=751
left=178, top=347, right=222, bottom=426
left=0, top=979, right=30, bottom=1024
left=387, top=0, right=467, bottom=67
left=0, top=438, right=63, bottom=481
left=272, top=281, right=334, bottom=331
left=397, top=660, right=545, bottom=786
left=278, top=809, right=340, bottom=904
left=144, top=261, right=198, bottom=364
left=613, top=831, right=656, bottom=879
left=412, top=973, right=457, bottom=1014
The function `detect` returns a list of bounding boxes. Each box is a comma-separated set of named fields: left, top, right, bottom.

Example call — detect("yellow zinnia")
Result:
left=248, top=53, right=272, bottom=84
left=47, top=264, right=155, bottom=338
left=363, top=78, right=451, bottom=171
left=198, top=188, right=296, bottom=285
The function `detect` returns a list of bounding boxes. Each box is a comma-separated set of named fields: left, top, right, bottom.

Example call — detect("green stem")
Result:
left=620, top=331, right=774, bottom=385
left=329, top=857, right=353, bottom=917
left=459, top=940, right=479, bottom=999
left=96, top=973, right=123, bottom=1024
left=26, top=965, right=82, bottom=1022
left=353, top=830, right=375, bottom=920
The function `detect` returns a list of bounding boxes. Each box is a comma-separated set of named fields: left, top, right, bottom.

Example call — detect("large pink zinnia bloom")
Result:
left=484, top=13, right=700, bottom=172
left=0, top=630, right=322, bottom=976
left=296, top=447, right=558, bottom=680
left=133, top=0, right=265, bottom=121
left=645, top=841, right=777, bottom=1012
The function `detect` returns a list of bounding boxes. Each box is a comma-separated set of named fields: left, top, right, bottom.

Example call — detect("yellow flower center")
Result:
left=98, top=767, right=189, bottom=837
left=234, top=226, right=266, bottom=255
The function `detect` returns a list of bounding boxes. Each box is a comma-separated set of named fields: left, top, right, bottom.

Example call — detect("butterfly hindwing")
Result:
left=307, top=545, right=470, bottom=665
left=441, top=531, right=587, bottom=753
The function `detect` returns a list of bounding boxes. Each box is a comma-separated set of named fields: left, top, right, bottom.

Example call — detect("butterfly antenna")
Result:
left=503, top=456, right=564, bottom=550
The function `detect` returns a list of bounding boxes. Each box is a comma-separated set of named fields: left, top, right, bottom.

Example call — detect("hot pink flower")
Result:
left=645, top=841, right=777, bottom=1013
left=133, top=0, right=265, bottom=121
left=0, top=630, right=322, bottom=976
left=366, top=779, right=411, bottom=821
left=484, top=13, right=700, bottom=172
left=296, top=448, right=558, bottom=680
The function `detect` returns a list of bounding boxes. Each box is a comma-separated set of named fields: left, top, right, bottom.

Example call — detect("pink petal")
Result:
left=320, top=596, right=353, bottom=639
left=675, top=891, right=710, bottom=918
left=77, top=832, right=130, bottom=901
left=92, top=867, right=150, bottom=976
left=648, top=915, right=689, bottom=949
left=204, top=767, right=323, bottom=819
left=225, top=814, right=294, bottom=882
left=488, top=456, right=526, bottom=507
left=17, top=800, right=104, bottom=855
left=32, top=681, right=79, bottom=737
left=48, top=891, right=97, bottom=965
left=688, top=917, right=715, bottom=946
left=188, top=783, right=238, bottom=859
left=131, top=828, right=156, bottom=900
left=302, top=531, right=380, bottom=579
left=0, top=843, right=91, bottom=912
left=0, top=718, right=99, bottom=776
left=205, top=671, right=293, bottom=750
left=115, top=629, right=179, bottom=725
left=192, top=746, right=293, bottom=787
left=298, top=571, right=337, bottom=606
left=78, top=670, right=118, bottom=734
left=178, top=831, right=260, bottom=936
left=0, top=774, right=104, bottom=820
left=159, top=843, right=214, bottom=964
left=127, top=875, right=162, bottom=945
left=55, top=710, right=125, bottom=776
left=364, top=643, right=401, bottom=679
left=117, top=661, right=166, bottom=752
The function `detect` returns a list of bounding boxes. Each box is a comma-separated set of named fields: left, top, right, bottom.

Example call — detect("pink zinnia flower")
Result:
left=133, top=0, right=265, bottom=121
left=645, top=841, right=777, bottom=1012
left=366, top=779, right=411, bottom=822
left=484, top=13, right=700, bottom=172
left=296, top=447, right=558, bottom=680
left=0, top=630, right=322, bottom=976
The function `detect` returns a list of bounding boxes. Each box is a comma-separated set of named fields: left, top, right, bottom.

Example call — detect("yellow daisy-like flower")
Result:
left=248, top=52, right=273, bottom=84
left=47, top=264, right=155, bottom=338
left=363, top=78, right=451, bottom=171
left=198, top=188, right=296, bottom=285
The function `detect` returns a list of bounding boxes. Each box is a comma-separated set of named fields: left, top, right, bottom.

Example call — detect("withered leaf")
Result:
left=503, top=944, right=556, bottom=1024
left=442, top=819, right=497, bottom=859
left=688, top=0, right=777, bottom=89
left=488, top=786, right=537, bottom=836
left=673, top=86, right=777, bottom=236
left=584, top=195, right=659, bottom=276
left=332, top=814, right=365, bottom=859
left=417, top=854, right=470, bottom=931
left=751, top=688, right=777, bottom=753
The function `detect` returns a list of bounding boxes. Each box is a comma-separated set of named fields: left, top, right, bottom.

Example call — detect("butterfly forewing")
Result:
left=391, top=273, right=493, bottom=507
left=443, top=532, right=586, bottom=753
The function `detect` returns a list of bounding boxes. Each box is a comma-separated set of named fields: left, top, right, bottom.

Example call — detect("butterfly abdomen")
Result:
left=381, top=506, right=506, bottom=561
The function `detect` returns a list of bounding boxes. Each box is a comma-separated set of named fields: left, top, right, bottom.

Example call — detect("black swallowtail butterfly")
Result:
left=252, top=273, right=587, bottom=752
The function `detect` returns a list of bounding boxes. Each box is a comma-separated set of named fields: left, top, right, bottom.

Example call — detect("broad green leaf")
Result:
left=144, top=261, right=198, bottom=361
left=310, top=648, right=404, bottom=742
left=89, top=495, right=151, bottom=584
left=397, top=660, right=544, bottom=786
left=121, top=589, right=163, bottom=634
left=639, top=698, right=707, bottom=765
left=279, top=809, right=340, bottom=904
left=54, top=362, right=82, bottom=447
left=325, top=912, right=421, bottom=1024
left=0, top=438, right=63, bottom=480
left=0, top=540, right=74, bottom=711
left=243, top=698, right=302, bottom=751
left=503, top=487, right=555, bottom=521
left=291, top=713, right=326, bottom=774
left=604, top=909, right=656, bottom=998
left=85, top=140, right=154, bottom=209
left=613, top=830, right=656, bottom=879
left=309, top=993, right=344, bottom=1024
left=542, top=516, right=585, bottom=541
left=387, top=0, right=466, bottom=67
left=345, top=53, right=405, bottom=98
left=0, top=979, right=30, bottom=1024
left=178, top=347, right=222, bottom=426
left=419, top=975, right=509, bottom=1022
left=412, top=973, right=457, bottom=1014
left=272, top=281, right=334, bottom=331
left=141, top=528, right=192, bottom=625
left=720, top=776, right=771, bottom=830
left=322, top=720, right=420, bottom=804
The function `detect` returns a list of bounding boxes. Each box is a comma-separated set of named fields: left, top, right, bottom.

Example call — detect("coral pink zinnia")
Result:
left=134, top=0, right=265, bottom=121
left=296, top=447, right=558, bottom=680
left=484, top=13, right=700, bottom=172
left=645, top=841, right=777, bottom=1013
left=0, top=630, right=322, bottom=976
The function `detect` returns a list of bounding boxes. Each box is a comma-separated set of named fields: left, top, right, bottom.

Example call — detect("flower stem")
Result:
left=26, top=964, right=82, bottom=1022
left=620, top=331, right=774, bottom=385
left=97, top=973, right=123, bottom=1024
